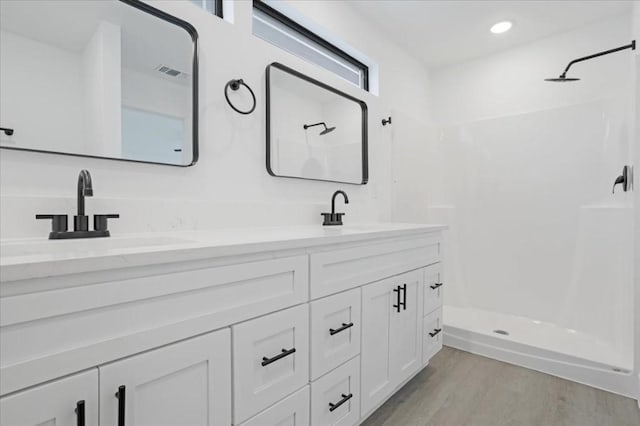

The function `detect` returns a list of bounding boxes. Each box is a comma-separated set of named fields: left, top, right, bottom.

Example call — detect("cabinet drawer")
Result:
left=423, top=308, right=443, bottom=364
left=423, top=263, right=443, bottom=316
left=240, top=386, right=309, bottom=426
left=1, top=255, right=308, bottom=396
left=0, top=369, right=98, bottom=426
left=311, top=356, right=360, bottom=426
left=233, top=305, right=309, bottom=423
left=310, top=234, right=441, bottom=299
left=310, top=289, right=361, bottom=380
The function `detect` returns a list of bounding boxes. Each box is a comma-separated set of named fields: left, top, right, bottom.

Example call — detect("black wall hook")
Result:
left=382, top=117, right=392, bottom=126
left=224, top=78, right=256, bottom=115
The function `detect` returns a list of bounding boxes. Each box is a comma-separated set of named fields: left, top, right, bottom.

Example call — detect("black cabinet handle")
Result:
left=429, top=328, right=442, bottom=338
left=329, top=393, right=353, bottom=412
left=393, top=286, right=401, bottom=312
left=75, top=400, right=85, bottom=426
left=329, top=322, right=354, bottom=336
left=430, top=282, right=443, bottom=290
left=115, top=385, right=126, bottom=426
left=261, top=348, right=296, bottom=366
left=401, top=283, right=407, bottom=311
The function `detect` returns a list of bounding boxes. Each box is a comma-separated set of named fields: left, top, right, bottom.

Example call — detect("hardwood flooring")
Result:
left=362, top=346, right=640, bottom=426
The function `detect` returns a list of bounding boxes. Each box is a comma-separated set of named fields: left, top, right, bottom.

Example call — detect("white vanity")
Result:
left=0, top=224, right=445, bottom=426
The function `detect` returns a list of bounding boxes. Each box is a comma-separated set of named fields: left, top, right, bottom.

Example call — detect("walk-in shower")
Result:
left=422, top=14, right=637, bottom=398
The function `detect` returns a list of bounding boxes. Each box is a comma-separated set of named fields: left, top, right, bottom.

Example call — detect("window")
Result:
left=252, top=1, right=369, bottom=91
left=190, top=0, right=223, bottom=18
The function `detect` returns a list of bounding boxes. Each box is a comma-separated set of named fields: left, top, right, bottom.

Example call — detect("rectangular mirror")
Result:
left=266, top=62, right=368, bottom=184
left=0, top=0, right=198, bottom=166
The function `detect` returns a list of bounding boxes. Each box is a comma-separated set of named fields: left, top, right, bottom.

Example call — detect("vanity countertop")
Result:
left=0, top=223, right=446, bottom=282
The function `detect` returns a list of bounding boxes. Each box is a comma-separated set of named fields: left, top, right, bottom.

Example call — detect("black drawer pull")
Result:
left=429, top=328, right=442, bottom=338
left=329, top=322, right=354, bottom=336
left=115, top=385, right=126, bottom=426
left=401, top=283, right=407, bottom=311
left=75, top=400, right=85, bottom=426
left=393, top=286, right=401, bottom=312
left=430, top=282, right=443, bottom=290
left=261, top=347, right=296, bottom=366
left=329, top=393, right=353, bottom=412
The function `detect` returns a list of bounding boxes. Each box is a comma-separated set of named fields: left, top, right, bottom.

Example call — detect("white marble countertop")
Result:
left=0, top=223, right=446, bottom=282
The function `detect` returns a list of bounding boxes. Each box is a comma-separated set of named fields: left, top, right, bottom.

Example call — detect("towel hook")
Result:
left=224, top=78, right=256, bottom=115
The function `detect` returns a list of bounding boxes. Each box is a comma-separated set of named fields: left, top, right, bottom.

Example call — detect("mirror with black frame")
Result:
left=266, top=62, right=368, bottom=184
left=0, top=0, right=198, bottom=166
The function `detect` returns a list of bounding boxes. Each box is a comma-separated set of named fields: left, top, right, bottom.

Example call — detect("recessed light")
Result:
left=490, top=21, right=512, bottom=34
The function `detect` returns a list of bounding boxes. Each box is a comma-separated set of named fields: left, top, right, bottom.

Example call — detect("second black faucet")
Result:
left=321, top=190, right=349, bottom=226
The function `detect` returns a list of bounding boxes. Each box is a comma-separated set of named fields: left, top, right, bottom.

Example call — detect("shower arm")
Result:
left=559, top=40, right=635, bottom=78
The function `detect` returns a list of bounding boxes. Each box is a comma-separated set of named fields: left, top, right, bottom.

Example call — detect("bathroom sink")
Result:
left=1, top=235, right=196, bottom=258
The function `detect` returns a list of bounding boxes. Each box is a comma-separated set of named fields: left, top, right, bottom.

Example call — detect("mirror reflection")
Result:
left=267, top=63, right=368, bottom=184
left=0, top=0, right=197, bottom=166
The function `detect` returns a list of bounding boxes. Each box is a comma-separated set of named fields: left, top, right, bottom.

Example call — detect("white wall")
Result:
left=0, top=30, right=86, bottom=154
left=632, top=0, right=640, bottom=404
left=418, top=15, right=635, bottom=368
left=0, top=0, right=432, bottom=238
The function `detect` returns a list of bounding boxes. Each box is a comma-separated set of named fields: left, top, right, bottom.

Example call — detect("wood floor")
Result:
left=362, top=346, right=640, bottom=426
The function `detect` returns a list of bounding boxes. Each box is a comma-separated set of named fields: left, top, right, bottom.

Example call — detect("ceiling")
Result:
left=348, top=1, right=633, bottom=68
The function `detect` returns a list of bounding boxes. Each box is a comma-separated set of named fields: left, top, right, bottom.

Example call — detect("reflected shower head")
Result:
left=320, top=126, right=336, bottom=135
left=544, top=75, right=580, bottom=82
left=303, top=122, right=336, bottom=136
left=545, top=40, right=635, bottom=83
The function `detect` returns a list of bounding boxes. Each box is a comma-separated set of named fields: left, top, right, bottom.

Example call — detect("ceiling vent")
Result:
left=155, top=65, right=189, bottom=79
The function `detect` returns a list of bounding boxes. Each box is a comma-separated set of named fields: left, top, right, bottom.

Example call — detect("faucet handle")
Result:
left=94, top=214, right=119, bottom=232
left=36, top=214, right=68, bottom=233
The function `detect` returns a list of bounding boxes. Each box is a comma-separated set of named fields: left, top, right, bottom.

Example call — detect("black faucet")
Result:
left=75, top=169, right=93, bottom=231
left=321, top=190, right=349, bottom=226
left=36, top=169, right=119, bottom=239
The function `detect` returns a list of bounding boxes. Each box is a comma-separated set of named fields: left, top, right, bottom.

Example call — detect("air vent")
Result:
left=155, top=65, right=188, bottom=79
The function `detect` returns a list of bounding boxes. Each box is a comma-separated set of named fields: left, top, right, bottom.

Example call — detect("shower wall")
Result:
left=414, top=15, right=635, bottom=367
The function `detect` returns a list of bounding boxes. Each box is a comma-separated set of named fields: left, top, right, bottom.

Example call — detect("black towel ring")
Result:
left=224, top=78, right=256, bottom=115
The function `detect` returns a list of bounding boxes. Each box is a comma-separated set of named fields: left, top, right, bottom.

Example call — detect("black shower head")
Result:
left=303, top=122, right=336, bottom=136
left=545, top=40, right=635, bottom=83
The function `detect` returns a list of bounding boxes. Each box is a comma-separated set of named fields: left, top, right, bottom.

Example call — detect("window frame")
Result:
left=190, top=0, right=223, bottom=18
left=253, top=0, right=369, bottom=91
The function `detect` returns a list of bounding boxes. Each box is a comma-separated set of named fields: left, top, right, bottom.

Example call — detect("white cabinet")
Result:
left=233, top=304, right=309, bottom=423
left=240, top=386, right=310, bottom=426
left=99, top=330, right=231, bottom=426
left=0, top=370, right=98, bottom=426
left=360, top=269, right=423, bottom=416
left=310, top=289, right=361, bottom=380
left=311, top=356, right=360, bottom=426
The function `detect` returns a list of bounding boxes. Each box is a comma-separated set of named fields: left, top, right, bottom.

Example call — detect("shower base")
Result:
left=443, top=305, right=636, bottom=397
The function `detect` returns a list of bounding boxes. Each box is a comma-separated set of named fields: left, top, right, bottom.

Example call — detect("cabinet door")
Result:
left=390, top=269, right=423, bottom=386
left=0, top=370, right=98, bottom=426
left=360, top=278, right=395, bottom=416
left=361, top=269, right=424, bottom=417
left=99, top=329, right=231, bottom=426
